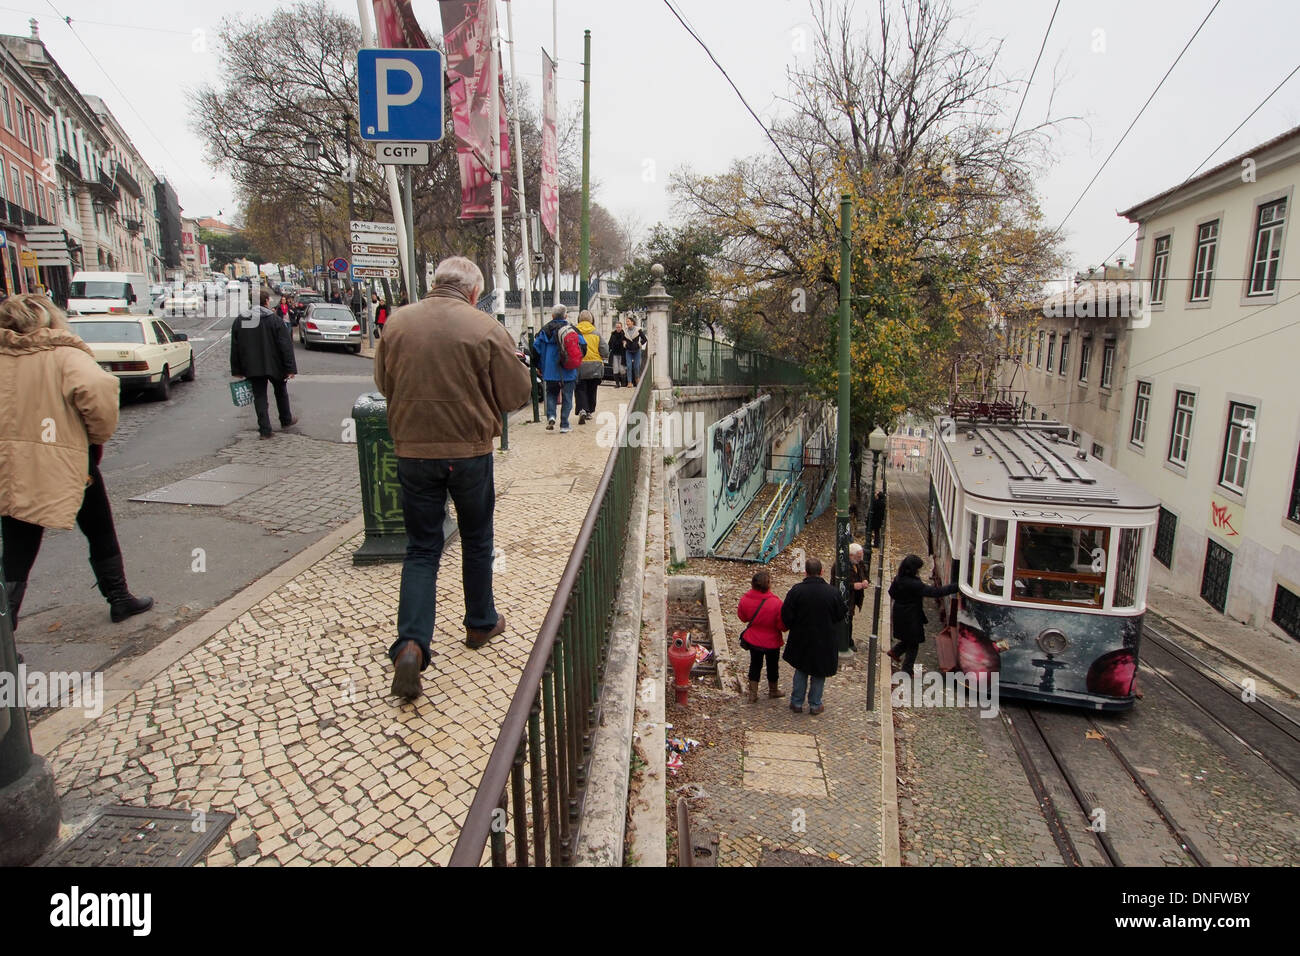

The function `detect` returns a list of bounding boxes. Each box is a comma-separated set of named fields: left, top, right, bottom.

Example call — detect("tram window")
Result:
left=1113, top=527, right=1143, bottom=609
left=967, top=515, right=979, bottom=588
left=976, top=518, right=1009, bottom=597
left=1012, top=523, right=1109, bottom=608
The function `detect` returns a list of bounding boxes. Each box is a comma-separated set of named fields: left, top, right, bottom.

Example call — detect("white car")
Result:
left=299, top=302, right=362, bottom=353
left=158, top=289, right=202, bottom=316
left=67, top=316, right=196, bottom=401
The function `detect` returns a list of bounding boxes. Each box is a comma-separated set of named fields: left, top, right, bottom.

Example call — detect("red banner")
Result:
left=372, top=0, right=430, bottom=48
left=540, top=49, right=559, bottom=239
left=438, top=0, right=512, bottom=219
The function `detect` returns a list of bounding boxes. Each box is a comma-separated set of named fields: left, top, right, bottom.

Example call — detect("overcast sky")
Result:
left=6, top=0, right=1298, bottom=280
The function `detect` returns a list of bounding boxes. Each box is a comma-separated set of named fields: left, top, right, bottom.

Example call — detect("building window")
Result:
left=1248, top=198, right=1286, bottom=296
left=1046, top=333, right=1056, bottom=372
left=1091, top=442, right=1104, bottom=459
left=1100, top=341, right=1115, bottom=389
left=1150, top=234, right=1171, bottom=305
left=1078, top=338, right=1091, bottom=382
left=0, top=85, right=10, bottom=131
left=1190, top=220, right=1218, bottom=301
left=1035, top=331, right=1044, bottom=368
left=1274, top=585, right=1300, bottom=642
left=1200, top=539, right=1232, bottom=613
left=23, top=174, right=35, bottom=212
left=1153, top=506, right=1177, bottom=568
left=1130, top=381, right=1152, bottom=446
left=1167, top=390, right=1195, bottom=467
left=1218, top=402, right=1256, bottom=494
left=1059, top=333, right=1070, bottom=375
left=1287, top=444, right=1300, bottom=525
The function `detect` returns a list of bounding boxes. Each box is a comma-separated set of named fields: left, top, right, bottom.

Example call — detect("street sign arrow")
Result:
left=352, top=253, right=401, bottom=268
left=350, top=243, right=399, bottom=256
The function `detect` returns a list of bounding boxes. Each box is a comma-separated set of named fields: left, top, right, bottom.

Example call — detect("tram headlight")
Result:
left=1035, top=628, right=1069, bottom=655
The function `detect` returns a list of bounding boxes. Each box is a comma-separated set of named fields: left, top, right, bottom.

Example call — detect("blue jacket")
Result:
left=536, top=317, right=579, bottom=383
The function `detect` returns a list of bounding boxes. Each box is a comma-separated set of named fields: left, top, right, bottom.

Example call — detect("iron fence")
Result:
left=450, top=357, right=654, bottom=867
left=669, top=328, right=808, bottom=387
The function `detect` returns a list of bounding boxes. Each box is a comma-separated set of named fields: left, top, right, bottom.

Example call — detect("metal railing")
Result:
left=450, top=357, right=654, bottom=867
left=669, top=327, right=809, bottom=387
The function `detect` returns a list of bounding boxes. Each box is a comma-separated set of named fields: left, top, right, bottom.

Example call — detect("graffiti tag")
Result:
left=1210, top=501, right=1239, bottom=537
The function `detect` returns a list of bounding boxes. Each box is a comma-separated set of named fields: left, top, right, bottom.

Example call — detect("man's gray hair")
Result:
left=432, top=256, right=484, bottom=297
left=551, top=304, right=567, bottom=320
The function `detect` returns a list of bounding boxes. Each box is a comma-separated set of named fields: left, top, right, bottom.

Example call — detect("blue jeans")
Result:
left=390, top=453, right=498, bottom=670
left=625, top=349, right=642, bottom=386
left=790, top=669, right=825, bottom=709
left=544, top=380, right=575, bottom=427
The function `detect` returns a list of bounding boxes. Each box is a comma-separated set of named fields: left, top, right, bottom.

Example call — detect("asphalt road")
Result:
left=14, top=302, right=377, bottom=682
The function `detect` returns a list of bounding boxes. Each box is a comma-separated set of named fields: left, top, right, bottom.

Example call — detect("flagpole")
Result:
left=552, top=0, right=560, bottom=308
left=356, top=0, right=415, bottom=302
left=505, top=0, right=534, bottom=333
left=490, top=3, right=509, bottom=449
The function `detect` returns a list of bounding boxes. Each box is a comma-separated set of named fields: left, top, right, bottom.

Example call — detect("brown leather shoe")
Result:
left=465, top=614, right=506, bottom=649
left=810, top=704, right=825, bottom=716
left=281, top=417, right=299, bottom=430
left=768, top=681, right=782, bottom=698
left=391, top=641, right=422, bottom=700
left=747, top=680, right=759, bottom=703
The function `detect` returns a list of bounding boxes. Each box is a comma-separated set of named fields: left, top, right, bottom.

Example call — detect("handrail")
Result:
left=450, top=357, right=653, bottom=867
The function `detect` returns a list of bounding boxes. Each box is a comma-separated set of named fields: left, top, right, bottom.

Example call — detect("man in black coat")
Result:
left=781, top=557, right=847, bottom=715
left=231, top=287, right=298, bottom=439
left=887, top=553, right=959, bottom=675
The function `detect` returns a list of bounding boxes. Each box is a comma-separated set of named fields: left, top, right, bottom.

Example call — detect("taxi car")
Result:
left=67, top=316, right=196, bottom=402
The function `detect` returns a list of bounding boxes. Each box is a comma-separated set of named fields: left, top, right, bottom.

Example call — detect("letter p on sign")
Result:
left=358, top=49, right=444, bottom=142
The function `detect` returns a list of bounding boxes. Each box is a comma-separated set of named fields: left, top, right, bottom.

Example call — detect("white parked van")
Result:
left=67, top=271, right=151, bottom=316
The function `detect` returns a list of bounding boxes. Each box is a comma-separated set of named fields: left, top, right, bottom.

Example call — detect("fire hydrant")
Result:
left=668, top=630, right=695, bottom=705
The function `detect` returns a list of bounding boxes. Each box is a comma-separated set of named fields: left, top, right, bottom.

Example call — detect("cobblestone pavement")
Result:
left=889, top=471, right=1067, bottom=867
left=221, top=432, right=360, bottom=536
left=42, top=396, right=629, bottom=867
left=667, top=511, right=884, bottom=867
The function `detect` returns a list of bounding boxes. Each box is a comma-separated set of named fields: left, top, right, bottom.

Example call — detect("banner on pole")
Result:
left=371, top=0, right=431, bottom=49
left=540, top=49, right=559, bottom=239
left=438, top=0, right=512, bottom=219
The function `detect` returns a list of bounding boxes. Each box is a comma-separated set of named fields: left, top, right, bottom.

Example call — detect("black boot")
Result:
left=90, top=556, right=154, bottom=623
left=3, top=580, right=26, bottom=632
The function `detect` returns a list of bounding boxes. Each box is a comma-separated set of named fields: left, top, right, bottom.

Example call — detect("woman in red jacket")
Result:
left=737, top=569, right=787, bottom=702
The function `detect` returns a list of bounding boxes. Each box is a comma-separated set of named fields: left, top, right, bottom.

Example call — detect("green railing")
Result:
left=450, top=358, right=654, bottom=867
left=669, top=328, right=809, bottom=387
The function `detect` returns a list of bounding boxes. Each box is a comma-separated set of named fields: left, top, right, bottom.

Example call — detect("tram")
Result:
left=927, top=400, right=1159, bottom=710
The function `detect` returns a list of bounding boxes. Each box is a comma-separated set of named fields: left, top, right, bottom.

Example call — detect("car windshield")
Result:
left=69, top=321, right=145, bottom=344
left=312, top=306, right=353, bottom=321
left=70, top=281, right=129, bottom=299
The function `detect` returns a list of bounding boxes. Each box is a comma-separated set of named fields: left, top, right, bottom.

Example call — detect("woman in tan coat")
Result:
left=0, top=294, right=152, bottom=631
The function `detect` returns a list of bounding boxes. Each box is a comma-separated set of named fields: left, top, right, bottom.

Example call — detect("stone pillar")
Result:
left=644, top=263, right=672, bottom=392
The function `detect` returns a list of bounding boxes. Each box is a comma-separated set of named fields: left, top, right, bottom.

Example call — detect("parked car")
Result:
left=67, top=316, right=195, bottom=401
left=158, top=288, right=202, bottom=316
left=298, top=302, right=362, bottom=353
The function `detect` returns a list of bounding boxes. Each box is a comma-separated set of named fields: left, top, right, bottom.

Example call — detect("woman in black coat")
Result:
left=780, top=558, right=847, bottom=714
left=608, top=325, right=627, bottom=386
left=887, top=553, right=958, bottom=675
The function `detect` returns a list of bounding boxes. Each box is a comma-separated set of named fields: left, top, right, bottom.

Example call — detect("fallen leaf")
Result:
left=1084, top=730, right=1104, bottom=740
left=46, top=621, right=62, bottom=632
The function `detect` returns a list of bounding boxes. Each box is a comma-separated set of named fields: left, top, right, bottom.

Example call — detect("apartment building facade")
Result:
left=1115, top=125, right=1300, bottom=642
left=85, top=94, right=159, bottom=280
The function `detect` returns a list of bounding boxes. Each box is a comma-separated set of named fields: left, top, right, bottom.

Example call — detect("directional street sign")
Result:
left=352, top=253, right=400, bottom=268
left=376, top=142, right=430, bottom=165
left=353, top=266, right=401, bottom=279
left=351, top=243, right=398, bottom=256
left=357, top=48, right=444, bottom=142
left=351, top=219, right=397, bottom=234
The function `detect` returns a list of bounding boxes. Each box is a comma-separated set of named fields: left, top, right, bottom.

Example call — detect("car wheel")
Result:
left=180, top=349, right=196, bottom=382
left=153, top=366, right=171, bottom=402
left=351, top=343, right=362, bottom=354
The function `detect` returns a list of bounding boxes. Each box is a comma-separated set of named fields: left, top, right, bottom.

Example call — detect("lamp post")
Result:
left=864, top=425, right=887, bottom=710
left=834, top=194, right=853, bottom=655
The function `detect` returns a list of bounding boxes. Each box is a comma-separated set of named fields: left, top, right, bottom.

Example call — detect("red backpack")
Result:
left=557, top=324, right=584, bottom=371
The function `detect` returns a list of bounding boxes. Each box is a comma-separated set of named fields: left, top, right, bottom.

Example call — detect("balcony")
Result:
left=126, top=218, right=143, bottom=234
left=113, top=162, right=142, bottom=200
left=57, top=150, right=83, bottom=182
left=89, top=170, right=120, bottom=204
left=0, top=200, right=52, bottom=231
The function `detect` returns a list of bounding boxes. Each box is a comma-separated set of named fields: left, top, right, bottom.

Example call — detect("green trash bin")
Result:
left=351, top=393, right=458, bottom=565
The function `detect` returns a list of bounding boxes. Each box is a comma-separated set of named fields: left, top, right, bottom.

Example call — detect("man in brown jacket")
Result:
left=374, top=256, right=531, bottom=700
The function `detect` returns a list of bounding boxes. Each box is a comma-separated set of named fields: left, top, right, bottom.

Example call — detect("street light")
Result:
left=864, top=424, right=889, bottom=710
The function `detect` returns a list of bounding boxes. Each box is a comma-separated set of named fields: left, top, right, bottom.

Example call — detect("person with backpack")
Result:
left=622, top=315, right=647, bottom=387
left=574, top=309, right=607, bottom=425
left=535, top=304, right=582, bottom=432
left=737, top=569, right=786, bottom=702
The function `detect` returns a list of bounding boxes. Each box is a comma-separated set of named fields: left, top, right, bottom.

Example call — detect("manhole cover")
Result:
left=758, top=847, right=851, bottom=867
left=39, top=806, right=235, bottom=867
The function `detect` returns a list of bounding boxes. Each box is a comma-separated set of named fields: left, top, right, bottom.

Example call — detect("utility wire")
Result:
left=993, top=0, right=1059, bottom=185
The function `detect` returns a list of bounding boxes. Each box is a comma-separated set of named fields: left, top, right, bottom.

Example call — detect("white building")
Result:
left=1115, top=124, right=1300, bottom=642
left=84, top=94, right=157, bottom=280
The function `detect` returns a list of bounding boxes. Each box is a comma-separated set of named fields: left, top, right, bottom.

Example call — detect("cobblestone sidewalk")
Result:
left=41, top=395, right=628, bottom=867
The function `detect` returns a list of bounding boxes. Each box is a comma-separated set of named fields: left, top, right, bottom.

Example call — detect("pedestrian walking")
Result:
left=780, top=557, right=847, bottom=715
left=871, top=490, right=886, bottom=546
left=275, top=294, right=292, bottom=326
left=887, top=554, right=959, bottom=676
left=608, top=323, right=627, bottom=387
left=373, top=256, right=531, bottom=701
left=574, top=309, right=607, bottom=425
left=374, top=297, right=389, bottom=337
left=535, top=304, right=580, bottom=433
left=230, top=287, right=298, bottom=439
left=737, top=569, right=786, bottom=702
left=622, top=315, right=647, bottom=387
left=0, top=294, right=153, bottom=631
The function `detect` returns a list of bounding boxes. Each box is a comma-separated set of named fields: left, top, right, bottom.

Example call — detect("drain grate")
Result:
left=40, top=806, right=235, bottom=867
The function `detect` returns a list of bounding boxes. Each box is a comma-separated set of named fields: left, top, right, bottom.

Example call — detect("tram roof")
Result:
left=936, top=420, right=1159, bottom=510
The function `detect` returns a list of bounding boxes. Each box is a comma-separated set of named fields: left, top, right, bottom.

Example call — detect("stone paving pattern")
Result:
left=43, top=397, right=627, bottom=866
left=223, top=433, right=360, bottom=536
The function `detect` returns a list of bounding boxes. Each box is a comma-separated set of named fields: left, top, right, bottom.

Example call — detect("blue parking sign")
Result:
left=357, top=48, right=444, bottom=142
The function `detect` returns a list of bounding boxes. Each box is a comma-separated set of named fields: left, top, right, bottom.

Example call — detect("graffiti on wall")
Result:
left=678, top=478, right=707, bottom=556
left=707, top=395, right=769, bottom=551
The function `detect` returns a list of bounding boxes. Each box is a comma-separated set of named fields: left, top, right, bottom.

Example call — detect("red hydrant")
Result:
left=668, top=630, right=695, bottom=705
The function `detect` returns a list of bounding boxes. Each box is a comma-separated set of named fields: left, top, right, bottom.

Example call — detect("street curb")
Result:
left=1148, top=611, right=1300, bottom=700
left=878, top=504, right=901, bottom=867
left=32, top=514, right=367, bottom=757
